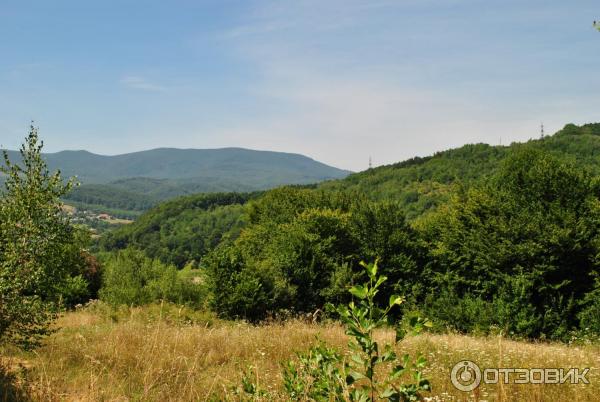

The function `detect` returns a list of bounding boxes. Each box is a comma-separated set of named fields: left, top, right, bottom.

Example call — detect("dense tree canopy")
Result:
left=206, top=188, right=421, bottom=321
left=201, top=144, right=600, bottom=339
left=415, top=149, right=600, bottom=338
left=320, top=123, right=600, bottom=219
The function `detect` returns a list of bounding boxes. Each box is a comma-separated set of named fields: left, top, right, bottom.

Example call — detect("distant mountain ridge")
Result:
left=1, top=147, right=351, bottom=216
left=3, top=147, right=350, bottom=184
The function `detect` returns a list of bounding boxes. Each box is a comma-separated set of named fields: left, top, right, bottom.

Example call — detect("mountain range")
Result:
left=1, top=147, right=351, bottom=216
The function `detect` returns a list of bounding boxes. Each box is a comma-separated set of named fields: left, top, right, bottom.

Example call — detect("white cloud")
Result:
left=120, top=76, right=167, bottom=92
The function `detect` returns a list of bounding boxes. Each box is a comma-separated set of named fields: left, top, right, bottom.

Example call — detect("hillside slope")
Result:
left=320, top=122, right=600, bottom=218
left=100, top=192, right=258, bottom=267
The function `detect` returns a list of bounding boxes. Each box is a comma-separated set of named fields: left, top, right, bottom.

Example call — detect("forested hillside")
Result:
left=201, top=145, right=600, bottom=339
left=321, top=123, right=600, bottom=218
left=102, top=123, right=600, bottom=264
left=101, top=192, right=259, bottom=267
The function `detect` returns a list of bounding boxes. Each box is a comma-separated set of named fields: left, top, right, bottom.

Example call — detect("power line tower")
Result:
left=368, top=156, right=372, bottom=170
left=540, top=123, right=545, bottom=139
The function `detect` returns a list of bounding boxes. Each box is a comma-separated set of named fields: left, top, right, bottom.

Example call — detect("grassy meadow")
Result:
left=1, top=303, right=598, bottom=402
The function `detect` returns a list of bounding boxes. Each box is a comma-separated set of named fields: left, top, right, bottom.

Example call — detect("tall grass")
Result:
left=1, top=303, right=598, bottom=401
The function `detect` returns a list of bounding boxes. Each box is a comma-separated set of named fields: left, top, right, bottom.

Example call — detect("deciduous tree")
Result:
left=0, top=125, right=76, bottom=348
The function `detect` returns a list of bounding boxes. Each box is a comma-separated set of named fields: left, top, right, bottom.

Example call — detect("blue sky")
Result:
left=1, top=0, right=599, bottom=171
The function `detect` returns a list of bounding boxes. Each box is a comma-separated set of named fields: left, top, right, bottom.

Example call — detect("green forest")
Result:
left=89, top=122, right=600, bottom=340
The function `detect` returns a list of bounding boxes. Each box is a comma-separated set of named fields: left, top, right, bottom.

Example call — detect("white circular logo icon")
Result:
left=451, top=360, right=482, bottom=392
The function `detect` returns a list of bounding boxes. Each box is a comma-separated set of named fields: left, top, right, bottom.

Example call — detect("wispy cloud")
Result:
left=209, top=0, right=600, bottom=171
left=120, top=76, right=167, bottom=92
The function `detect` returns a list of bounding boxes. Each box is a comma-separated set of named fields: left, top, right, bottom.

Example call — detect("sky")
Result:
left=0, top=0, right=599, bottom=171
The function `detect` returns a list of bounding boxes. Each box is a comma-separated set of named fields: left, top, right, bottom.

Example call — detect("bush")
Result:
left=99, top=248, right=206, bottom=307
left=578, top=280, right=600, bottom=334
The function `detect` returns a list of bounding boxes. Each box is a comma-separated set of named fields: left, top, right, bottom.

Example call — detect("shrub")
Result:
left=99, top=248, right=206, bottom=307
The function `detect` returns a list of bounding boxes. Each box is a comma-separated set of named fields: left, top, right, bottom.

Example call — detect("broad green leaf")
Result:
left=347, top=370, right=366, bottom=381
left=374, top=275, right=387, bottom=289
left=380, top=349, right=397, bottom=362
left=351, top=353, right=365, bottom=366
left=349, top=285, right=368, bottom=299
left=389, top=294, right=404, bottom=307
left=389, top=364, right=406, bottom=380
left=368, top=260, right=378, bottom=278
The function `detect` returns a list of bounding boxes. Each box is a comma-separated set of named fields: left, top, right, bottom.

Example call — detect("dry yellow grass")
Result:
left=1, top=303, right=599, bottom=401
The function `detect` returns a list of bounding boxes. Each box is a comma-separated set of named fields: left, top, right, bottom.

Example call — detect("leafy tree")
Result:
left=206, top=188, right=421, bottom=321
left=420, top=148, right=600, bottom=339
left=0, top=126, right=76, bottom=348
left=58, top=227, right=102, bottom=307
